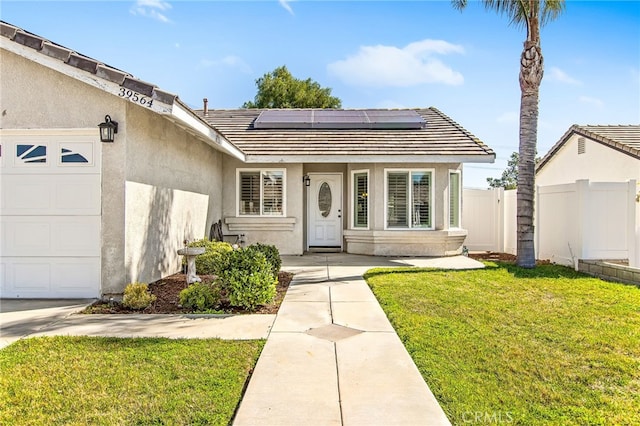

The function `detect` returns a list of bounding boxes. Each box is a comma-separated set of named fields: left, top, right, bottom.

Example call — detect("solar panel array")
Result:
left=253, top=109, right=426, bottom=130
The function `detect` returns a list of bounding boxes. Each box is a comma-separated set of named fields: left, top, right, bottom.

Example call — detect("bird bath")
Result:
left=177, top=247, right=205, bottom=284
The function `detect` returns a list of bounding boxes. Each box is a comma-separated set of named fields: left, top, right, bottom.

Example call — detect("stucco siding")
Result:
left=1, top=49, right=225, bottom=294
left=222, top=158, right=304, bottom=255
left=1, top=48, right=128, bottom=295
left=537, top=134, right=640, bottom=186
left=123, top=106, right=224, bottom=287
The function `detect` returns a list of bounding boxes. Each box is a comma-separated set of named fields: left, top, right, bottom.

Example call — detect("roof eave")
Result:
left=1, top=34, right=245, bottom=162
left=170, top=100, right=245, bottom=161
left=244, top=154, right=496, bottom=164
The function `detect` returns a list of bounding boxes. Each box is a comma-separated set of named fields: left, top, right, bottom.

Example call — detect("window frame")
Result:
left=449, top=169, right=462, bottom=228
left=351, top=169, right=370, bottom=229
left=384, top=168, right=434, bottom=230
left=236, top=168, right=286, bottom=217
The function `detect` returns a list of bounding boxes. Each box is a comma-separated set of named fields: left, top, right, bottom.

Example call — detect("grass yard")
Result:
left=0, top=336, right=264, bottom=425
left=365, top=263, right=640, bottom=425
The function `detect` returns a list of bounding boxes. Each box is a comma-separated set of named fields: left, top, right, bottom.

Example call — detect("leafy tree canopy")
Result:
left=487, top=152, right=541, bottom=189
left=242, top=65, right=342, bottom=109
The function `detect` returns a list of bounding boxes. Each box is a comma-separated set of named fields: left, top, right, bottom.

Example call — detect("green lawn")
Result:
left=0, top=337, right=264, bottom=425
left=365, top=263, right=640, bottom=425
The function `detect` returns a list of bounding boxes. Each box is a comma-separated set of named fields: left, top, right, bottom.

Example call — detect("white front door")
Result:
left=307, top=173, right=343, bottom=249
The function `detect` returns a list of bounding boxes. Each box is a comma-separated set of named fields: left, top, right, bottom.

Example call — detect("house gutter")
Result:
left=170, top=100, right=245, bottom=161
left=245, top=154, right=496, bottom=164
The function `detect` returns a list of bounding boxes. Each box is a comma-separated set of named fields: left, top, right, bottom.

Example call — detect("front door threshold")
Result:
left=308, top=246, right=343, bottom=253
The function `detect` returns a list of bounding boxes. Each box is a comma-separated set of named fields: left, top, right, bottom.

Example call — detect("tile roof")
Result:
left=196, top=108, right=495, bottom=163
left=1, top=20, right=245, bottom=160
left=537, top=124, right=640, bottom=172
left=0, top=21, right=177, bottom=105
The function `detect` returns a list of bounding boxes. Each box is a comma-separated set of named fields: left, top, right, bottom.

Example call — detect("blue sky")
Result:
left=2, top=0, right=639, bottom=187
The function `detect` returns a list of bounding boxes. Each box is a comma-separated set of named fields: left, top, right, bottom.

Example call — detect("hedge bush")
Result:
left=186, top=239, right=233, bottom=275
left=179, top=281, right=222, bottom=311
left=215, top=248, right=276, bottom=311
left=122, top=282, right=156, bottom=310
left=247, top=243, right=281, bottom=278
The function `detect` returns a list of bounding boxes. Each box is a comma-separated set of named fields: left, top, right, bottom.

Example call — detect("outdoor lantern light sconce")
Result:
left=303, top=175, right=311, bottom=187
left=98, top=115, right=118, bottom=143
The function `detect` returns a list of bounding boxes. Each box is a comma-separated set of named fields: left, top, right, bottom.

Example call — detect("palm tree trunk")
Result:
left=517, top=39, right=543, bottom=268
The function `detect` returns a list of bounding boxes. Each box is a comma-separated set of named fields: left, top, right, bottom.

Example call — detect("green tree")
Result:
left=487, top=152, right=519, bottom=190
left=453, top=0, right=565, bottom=268
left=242, top=65, right=341, bottom=109
left=487, top=151, right=541, bottom=189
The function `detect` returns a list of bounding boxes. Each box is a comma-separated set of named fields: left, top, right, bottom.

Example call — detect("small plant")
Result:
left=247, top=243, right=281, bottom=277
left=187, top=239, right=233, bottom=275
left=179, top=281, right=222, bottom=311
left=122, top=282, right=156, bottom=310
left=215, top=249, right=276, bottom=311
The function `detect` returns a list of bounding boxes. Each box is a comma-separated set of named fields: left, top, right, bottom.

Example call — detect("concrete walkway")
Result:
left=233, top=253, right=484, bottom=426
left=1, top=253, right=484, bottom=425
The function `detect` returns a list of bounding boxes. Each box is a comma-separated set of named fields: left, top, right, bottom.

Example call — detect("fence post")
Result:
left=628, top=179, right=638, bottom=268
left=575, top=179, right=590, bottom=270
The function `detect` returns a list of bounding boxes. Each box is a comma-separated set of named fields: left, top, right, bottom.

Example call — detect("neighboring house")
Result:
left=536, top=125, right=640, bottom=186
left=535, top=124, right=639, bottom=267
left=0, top=22, right=495, bottom=299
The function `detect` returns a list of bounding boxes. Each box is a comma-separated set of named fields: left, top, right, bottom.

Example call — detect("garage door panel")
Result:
left=1, top=131, right=101, bottom=299
left=1, top=216, right=100, bottom=257
left=0, top=258, right=99, bottom=298
left=1, top=174, right=100, bottom=215
left=13, top=262, right=51, bottom=292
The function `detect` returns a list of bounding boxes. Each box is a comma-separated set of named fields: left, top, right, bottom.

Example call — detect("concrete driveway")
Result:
left=0, top=299, right=94, bottom=349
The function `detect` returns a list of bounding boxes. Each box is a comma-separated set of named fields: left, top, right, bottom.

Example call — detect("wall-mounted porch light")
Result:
left=98, top=115, right=118, bottom=142
left=303, top=175, right=311, bottom=187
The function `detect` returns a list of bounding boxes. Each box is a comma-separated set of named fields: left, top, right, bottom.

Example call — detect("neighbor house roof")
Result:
left=0, top=21, right=244, bottom=161
left=196, top=108, right=496, bottom=163
left=537, top=124, right=640, bottom=173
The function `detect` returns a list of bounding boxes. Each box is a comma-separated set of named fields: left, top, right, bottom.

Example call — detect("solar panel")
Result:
left=253, top=109, right=426, bottom=130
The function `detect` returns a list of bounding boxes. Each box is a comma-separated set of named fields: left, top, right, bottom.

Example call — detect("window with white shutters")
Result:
left=386, top=170, right=433, bottom=229
left=238, top=169, right=285, bottom=216
left=353, top=171, right=369, bottom=228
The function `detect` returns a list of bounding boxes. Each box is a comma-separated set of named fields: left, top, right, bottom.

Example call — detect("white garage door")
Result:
left=0, top=130, right=101, bottom=298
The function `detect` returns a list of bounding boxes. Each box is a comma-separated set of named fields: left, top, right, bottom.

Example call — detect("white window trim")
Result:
left=449, top=169, right=462, bottom=229
left=236, top=168, right=287, bottom=217
left=384, top=168, right=435, bottom=230
left=351, top=169, right=370, bottom=230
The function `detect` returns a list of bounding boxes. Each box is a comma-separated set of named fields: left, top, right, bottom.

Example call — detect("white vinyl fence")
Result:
left=463, top=179, right=638, bottom=268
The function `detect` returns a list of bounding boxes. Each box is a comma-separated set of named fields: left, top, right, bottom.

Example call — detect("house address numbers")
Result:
left=118, top=87, right=154, bottom=108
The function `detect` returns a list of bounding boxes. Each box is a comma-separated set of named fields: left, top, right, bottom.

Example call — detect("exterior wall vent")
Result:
left=578, top=137, right=586, bottom=155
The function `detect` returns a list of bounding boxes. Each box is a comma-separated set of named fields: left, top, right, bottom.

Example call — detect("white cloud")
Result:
left=579, top=95, right=604, bottom=108
left=496, top=111, right=518, bottom=123
left=548, top=66, right=581, bottom=85
left=199, top=55, right=252, bottom=74
left=279, top=0, right=294, bottom=15
left=327, top=39, right=464, bottom=87
left=130, top=0, right=172, bottom=23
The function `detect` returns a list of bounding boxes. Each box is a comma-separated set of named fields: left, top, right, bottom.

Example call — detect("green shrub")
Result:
left=122, top=282, right=156, bottom=310
left=247, top=243, right=281, bottom=277
left=215, top=249, right=276, bottom=311
left=186, top=239, right=233, bottom=275
left=179, top=281, right=222, bottom=312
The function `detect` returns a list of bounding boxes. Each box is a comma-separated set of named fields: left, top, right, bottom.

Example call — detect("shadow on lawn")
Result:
left=363, top=262, right=587, bottom=281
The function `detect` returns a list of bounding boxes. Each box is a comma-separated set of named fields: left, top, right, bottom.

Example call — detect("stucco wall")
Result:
left=1, top=48, right=225, bottom=294
left=123, top=106, right=224, bottom=286
left=0, top=48, right=127, bottom=295
left=537, top=134, right=640, bottom=186
left=222, top=158, right=304, bottom=255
